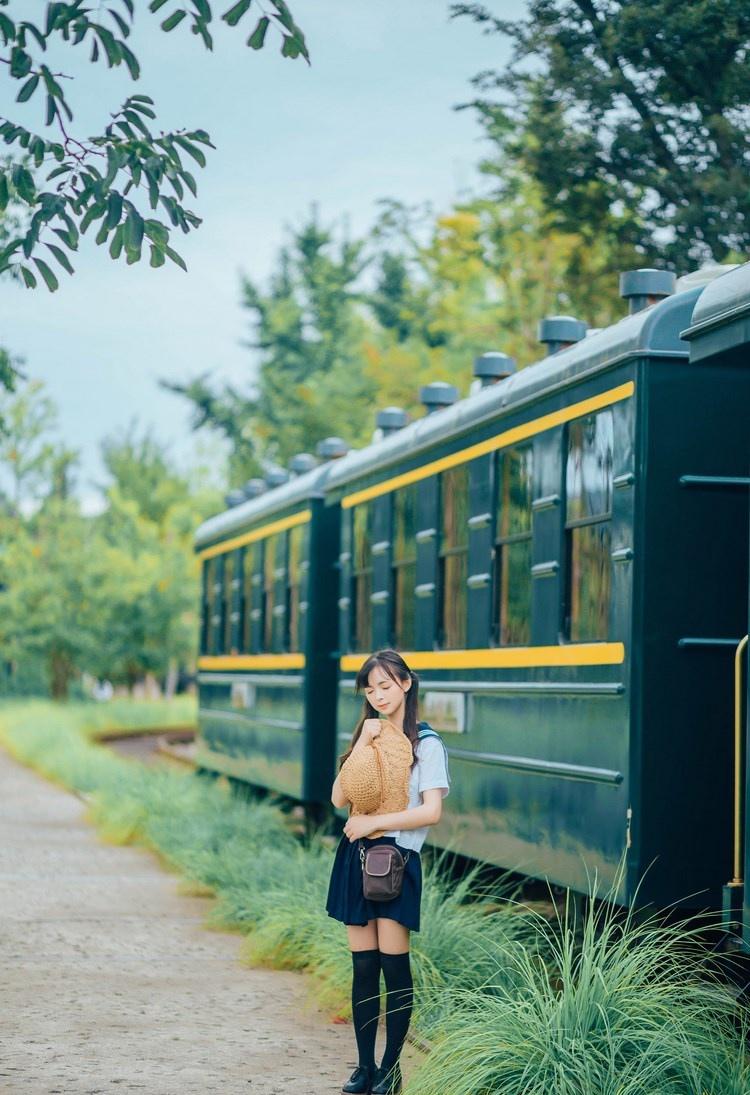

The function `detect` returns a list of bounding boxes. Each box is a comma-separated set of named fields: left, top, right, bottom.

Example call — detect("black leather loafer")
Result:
left=342, top=1064, right=374, bottom=1094
left=371, top=1063, right=402, bottom=1095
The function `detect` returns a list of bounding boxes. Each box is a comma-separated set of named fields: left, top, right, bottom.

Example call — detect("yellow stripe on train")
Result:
left=340, top=644, right=626, bottom=672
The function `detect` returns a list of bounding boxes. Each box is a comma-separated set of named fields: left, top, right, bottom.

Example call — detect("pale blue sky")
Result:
left=1, top=1, right=522, bottom=505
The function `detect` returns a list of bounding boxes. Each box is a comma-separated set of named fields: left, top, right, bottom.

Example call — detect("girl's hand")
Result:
left=343, top=814, right=377, bottom=841
left=360, top=718, right=382, bottom=744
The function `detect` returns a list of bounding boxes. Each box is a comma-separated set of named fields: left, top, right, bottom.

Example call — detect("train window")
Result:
left=223, top=552, right=235, bottom=654
left=287, top=524, right=304, bottom=652
left=391, top=484, right=417, bottom=649
left=212, top=554, right=225, bottom=655
left=351, top=504, right=373, bottom=651
left=439, top=464, right=469, bottom=648
left=241, top=543, right=260, bottom=653
left=494, top=445, right=533, bottom=645
left=564, top=410, right=614, bottom=641
left=263, top=534, right=277, bottom=652
left=201, top=557, right=214, bottom=655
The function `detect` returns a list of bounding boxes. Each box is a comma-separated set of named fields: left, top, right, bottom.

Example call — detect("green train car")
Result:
left=194, top=264, right=750, bottom=943
left=681, top=262, right=750, bottom=948
left=193, top=457, right=342, bottom=806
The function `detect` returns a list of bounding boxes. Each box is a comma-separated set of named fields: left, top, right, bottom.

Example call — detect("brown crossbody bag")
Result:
left=357, top=740, right=410, bottom=900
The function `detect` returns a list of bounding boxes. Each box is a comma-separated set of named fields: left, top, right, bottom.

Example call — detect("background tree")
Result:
left=166, top=211, right=375, bottom=480
left=453, top=0, right=750, bottom=267
left=0, top=1, right=307, bottom=289
left=0, top=384, right=222, bottom=698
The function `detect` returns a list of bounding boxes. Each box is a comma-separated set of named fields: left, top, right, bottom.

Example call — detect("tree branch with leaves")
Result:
left=0, top=0, right=308, bottom=289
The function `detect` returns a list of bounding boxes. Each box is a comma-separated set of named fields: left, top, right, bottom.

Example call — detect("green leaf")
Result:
left=106, top=191, right=124, bottom=229
left=95, top=220, right=110, bottom=246
left=120, top=41, right=141, bottom=80
left=173, top=135, right=206, bottom=168
left=32, top=257, right=59, bottom=292
left=46, top=165, right=72, bottom=182
left=95, top=26, right=124, bottom=68
left=10, top=46, right=32, bottom=79
left=223, top=0, right=252, bottom=27
left=45, top=94, right=56, bottom=126
left=247, top=16, right=269, bottom=49
left=161, top=10, right=187, bottom=31
left=16, top=74, right=40, bottom=103
left=109, top=224, right=124, bottom=259
left=164, top=244, right=187, bottom=271
left=80, top=203, right=106, bottom=234
left=149, top=244, right=166, bottom=268
left=11, top=165, right=36, bottom=204
left=0, top=174, right=7, bottom=212
left=125, top=208, right=144, bottom=250
left=280, top=34, right=301, bottom=59
left=20, top=265, right=37, bottom=289
left=44, top=242, right=75, bottom=275
left=144, top=219, right=169, bottom=245
left=180, top=169, right=198, bottom=197
left=149, top=0, right=170, bottom=10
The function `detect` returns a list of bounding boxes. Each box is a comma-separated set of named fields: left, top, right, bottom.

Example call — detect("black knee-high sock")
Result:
left=379, top=951, right=413, bottom=1074
left=351, top=949, right=381, bottom=1071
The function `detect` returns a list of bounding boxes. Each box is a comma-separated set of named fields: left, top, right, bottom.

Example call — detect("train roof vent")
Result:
left=538, top=315, right=588, bottom=355
left=316, top=436, right=350, bottom=460
left=289, top=452, right=317, bottom=475
left=242, top=478, right=267, bottom=500
left=376, top=406, right=409, bottom=435
left=473, top=351, right=516, bottom=387
left=419, top=381, right=458, bottom=414
left=619, top=268, right=676, bottom=314
left=225, top=488, right=246, bottom=508
left=265, top=466, right=289, bottom=488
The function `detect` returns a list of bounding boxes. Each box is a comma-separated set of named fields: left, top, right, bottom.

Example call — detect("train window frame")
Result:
left=263, top=533, right=278, bottom=653
left=493, top=444, right=534, bottom=647
left=223, top=551, right=235, bottom=654
left=241, top=542, right=260, bottom=654
left=563, top=408, right=614, bottom=642
left=286, top=523, right=305, bottom=653
left=351, top=503, right=373, bottom=652
left=212, top=553, right=225, bottom=655
left=390, top=484, right=418, bottom=650
left=201, top=557, right=214, bottom=655
left=438, top=463, right=469, bottom=650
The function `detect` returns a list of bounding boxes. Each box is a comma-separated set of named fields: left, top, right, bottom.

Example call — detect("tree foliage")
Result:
left=0, top=1, right=308, bottom=288
left=453, top=0, right=750, bottom=266
left=168, top=184, right=635, bottom=480
left=165, top=211, right=376, bottom=478
left=0, top=382, right=221, bottom=697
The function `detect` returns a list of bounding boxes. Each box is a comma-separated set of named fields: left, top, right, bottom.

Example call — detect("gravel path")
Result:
left=0, top=746, right=419, bottom=1094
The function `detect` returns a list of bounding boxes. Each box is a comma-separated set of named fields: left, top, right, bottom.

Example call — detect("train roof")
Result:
left=194, top=265, right=738, bottom=550
left=681, top=261, right=750, bottom=362
left=324, top=283, right=704, bottom=496
left=193, top=457, right=350, bottom=550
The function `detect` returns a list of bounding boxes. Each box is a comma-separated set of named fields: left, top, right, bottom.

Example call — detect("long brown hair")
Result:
left=337, top=648, right=421, bottom=771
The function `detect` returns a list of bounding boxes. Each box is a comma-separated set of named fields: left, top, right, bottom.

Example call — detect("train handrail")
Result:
left=730, top=634, right=748, bottom=885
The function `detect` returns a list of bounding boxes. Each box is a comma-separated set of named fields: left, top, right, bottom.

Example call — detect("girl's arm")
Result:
left=331, top=771, right=348, bottom=808
left=369, top=788, right=443, bottom=831
left=330, top=722, right=381, bottom=807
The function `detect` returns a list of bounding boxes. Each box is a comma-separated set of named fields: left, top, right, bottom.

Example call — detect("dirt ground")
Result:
left=0, top=747, right=420, bottom=1095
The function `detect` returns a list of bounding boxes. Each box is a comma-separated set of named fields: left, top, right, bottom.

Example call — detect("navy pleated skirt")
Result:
left=326, top=833, right=423, bottom=932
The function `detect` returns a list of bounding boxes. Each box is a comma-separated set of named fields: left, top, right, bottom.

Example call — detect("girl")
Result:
left=326, top=649, right=451, bottom=1095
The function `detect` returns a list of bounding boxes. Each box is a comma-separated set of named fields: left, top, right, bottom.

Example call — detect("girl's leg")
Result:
left=347, top=923, right=381, bottom=1074
left=375, top=919, right=412, bottom=1081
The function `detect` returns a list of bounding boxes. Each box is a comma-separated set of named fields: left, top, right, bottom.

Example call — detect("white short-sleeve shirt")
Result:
left=381, top=728, right=451, bottom=853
